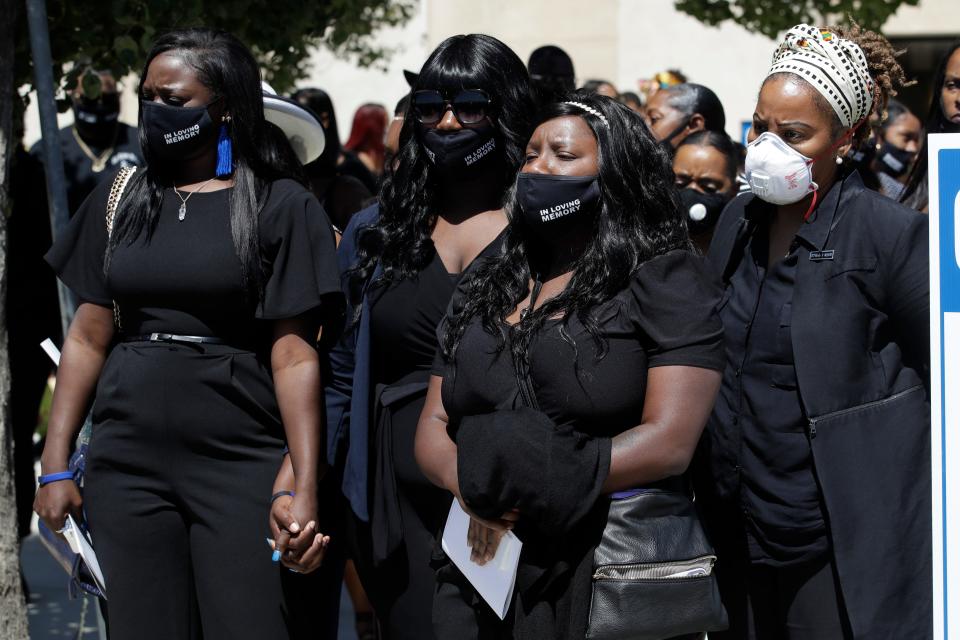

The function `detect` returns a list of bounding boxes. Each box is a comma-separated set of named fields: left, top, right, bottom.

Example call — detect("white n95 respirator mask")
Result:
left=744, top=132, right=818, bottom=205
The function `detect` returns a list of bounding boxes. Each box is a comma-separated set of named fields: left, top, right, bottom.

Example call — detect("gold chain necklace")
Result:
left=172, top=177, right=217, bottom=221
left=71, top=126, right=116, bottom=173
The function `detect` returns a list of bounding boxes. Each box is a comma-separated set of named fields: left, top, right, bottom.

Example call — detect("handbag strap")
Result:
left=513, top=279, right=543, bottom=411
left=106, top=166, right=136, bottom=238
left=105, top=166, right=137, bottom=330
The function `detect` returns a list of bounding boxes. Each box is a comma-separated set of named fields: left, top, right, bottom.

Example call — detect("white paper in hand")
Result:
left=40, top=338, right=61, bottom=366
left=441, top=499, right=521, bottom=620
left=62, top=514, right=107, bottom=599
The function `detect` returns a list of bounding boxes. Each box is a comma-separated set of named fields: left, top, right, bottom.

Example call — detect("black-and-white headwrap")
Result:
left=768, top=24, right=874, bottom=128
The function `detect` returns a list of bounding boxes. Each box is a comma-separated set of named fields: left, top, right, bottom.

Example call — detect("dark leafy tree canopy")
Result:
left=14, top=0, right=415, bottom=108
left=674, top=0, right=920, bottom=39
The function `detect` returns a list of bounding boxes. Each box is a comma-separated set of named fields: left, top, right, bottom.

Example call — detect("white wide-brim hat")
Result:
left=262, top=81, right=325, bottom=165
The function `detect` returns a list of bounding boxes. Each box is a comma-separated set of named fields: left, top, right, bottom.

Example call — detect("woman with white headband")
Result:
left=417, top=92, right=724, bottom=638
left=695, top=24, right=930, bottom=639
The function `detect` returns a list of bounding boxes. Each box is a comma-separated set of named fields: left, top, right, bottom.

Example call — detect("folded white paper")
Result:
left=62, top=514, right=107, bottom=599
left=441, top=499, right=521, bottom=620
left=40, top=338, right=61, bottom=366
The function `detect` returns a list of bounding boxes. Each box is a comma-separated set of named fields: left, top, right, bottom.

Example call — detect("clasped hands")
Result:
left=268, top=491, right=330, bottom=573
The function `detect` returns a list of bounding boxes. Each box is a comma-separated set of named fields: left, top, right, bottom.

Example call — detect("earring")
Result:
left=835, top=156, right=843, bottom=165
left=216, top=115, right=233, bottom=178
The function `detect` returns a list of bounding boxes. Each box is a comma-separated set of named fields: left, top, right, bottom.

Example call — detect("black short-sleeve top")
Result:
left=45, top=172, right=342, bottom=341
left=437, top=250, right=725, bottom=437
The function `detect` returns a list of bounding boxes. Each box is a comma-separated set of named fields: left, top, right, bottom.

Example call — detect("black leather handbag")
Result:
left=514, top=361, right=728, bottom=640
left=585, top=488, right=728, bottom=640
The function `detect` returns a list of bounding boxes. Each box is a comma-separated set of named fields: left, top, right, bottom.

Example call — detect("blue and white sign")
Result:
left=931, top=133, right=960, bottom=640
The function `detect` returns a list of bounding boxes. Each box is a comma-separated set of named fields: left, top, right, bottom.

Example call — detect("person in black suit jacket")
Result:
left=695, top=23, right=930, bottom=640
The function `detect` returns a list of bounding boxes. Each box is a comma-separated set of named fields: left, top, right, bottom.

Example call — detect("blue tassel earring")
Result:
left=216, top=117, right=233, bottom=178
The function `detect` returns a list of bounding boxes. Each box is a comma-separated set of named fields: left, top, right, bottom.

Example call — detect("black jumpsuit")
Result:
left=45, top=175, right=342, bottom=640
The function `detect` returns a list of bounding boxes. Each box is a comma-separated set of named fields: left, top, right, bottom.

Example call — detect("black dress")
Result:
left=45, top=174, right=342, bottom=640
left=356, top=238, right=504, bottom=639
left=432, top=250, right=724, bottom=639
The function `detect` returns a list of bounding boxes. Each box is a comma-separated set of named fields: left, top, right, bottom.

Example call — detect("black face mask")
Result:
left=141, top=100, right=217, bottom=160
left=421, top=124, right=500, bottom=179
left=73, top=94, right=120, bottom=143
left=516, top=172, right=601, bottom=235
left=875, top=142, right=916, bottom=178
left=679, top=187, right=729, bottom=236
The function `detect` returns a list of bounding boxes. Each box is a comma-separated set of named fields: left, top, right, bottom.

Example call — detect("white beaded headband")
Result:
left=564, top=101, right=610, bottom=128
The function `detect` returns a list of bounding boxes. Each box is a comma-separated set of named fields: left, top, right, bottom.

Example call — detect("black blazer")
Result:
left=704, top=170, right=931, bottom=639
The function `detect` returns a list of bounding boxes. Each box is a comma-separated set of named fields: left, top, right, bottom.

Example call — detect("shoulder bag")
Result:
left=514, top=360, right=728, bottom=640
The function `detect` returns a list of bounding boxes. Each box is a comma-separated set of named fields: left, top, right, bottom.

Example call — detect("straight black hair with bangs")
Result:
left=107, top=28, right=300, bottom=303
left=347, top=33, right=535, bottom=305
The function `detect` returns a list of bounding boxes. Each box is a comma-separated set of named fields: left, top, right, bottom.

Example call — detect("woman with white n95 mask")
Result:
left=695, top=23, right=931, bottom=640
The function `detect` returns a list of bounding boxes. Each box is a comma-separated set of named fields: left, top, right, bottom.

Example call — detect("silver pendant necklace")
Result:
left=172, top=177, right=217, bottom=221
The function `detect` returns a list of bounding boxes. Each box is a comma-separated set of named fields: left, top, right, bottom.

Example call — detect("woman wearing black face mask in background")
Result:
left=293, top=34, right=533, bottom=638
left=696, top=24, right=929, bottom=639
left=870, top=99, right=922, bottom=201
left=35, top=28, right=344, bottom=639
left=417, top=93, right=724, bottom=638
left=29, top=69, right=144, bottom=216
left=290, top=87, right=374, bottom=233
left=673, top=131, right=740, bottom=253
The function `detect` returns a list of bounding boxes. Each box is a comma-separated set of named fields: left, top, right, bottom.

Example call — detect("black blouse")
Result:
left=45, top=173, right=342, bottom=341
left=370, top=250, right=461, bottom=387
left=438, top=250, right=725, bottom=435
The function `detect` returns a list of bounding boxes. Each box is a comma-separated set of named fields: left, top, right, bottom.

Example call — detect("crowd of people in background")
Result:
left=10, top=18, right=960, bottom=640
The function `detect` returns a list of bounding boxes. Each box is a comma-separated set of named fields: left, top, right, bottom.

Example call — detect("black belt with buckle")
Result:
left=123, top=333, right=227, bottom=345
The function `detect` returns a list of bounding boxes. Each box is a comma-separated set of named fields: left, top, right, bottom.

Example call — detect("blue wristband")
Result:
left=271, top=490, right=295, bottom=504
left=38, top=471, right=75, bottom=487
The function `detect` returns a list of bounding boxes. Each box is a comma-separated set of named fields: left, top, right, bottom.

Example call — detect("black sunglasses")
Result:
left=412, top=89, right=492, bottom=126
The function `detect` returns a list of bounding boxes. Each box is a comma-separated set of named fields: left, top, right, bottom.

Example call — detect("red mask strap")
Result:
left=803, top=117, right=865, bottom=221
left=818, top=117, right=868, bottom=164
left=803, top=189, right=819, bottom=222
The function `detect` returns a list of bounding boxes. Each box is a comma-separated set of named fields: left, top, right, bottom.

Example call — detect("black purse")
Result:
left=514, top=360, right=728, bottom=640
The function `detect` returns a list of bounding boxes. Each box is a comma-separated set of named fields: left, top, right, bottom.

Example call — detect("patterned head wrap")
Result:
left=767, top=24, right=874, bottom=129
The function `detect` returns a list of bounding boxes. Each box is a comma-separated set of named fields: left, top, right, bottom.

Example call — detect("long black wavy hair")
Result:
left=346, top=34, right=534, bottom=305
left=440, top=92, right=690, bottom=368
left=107, top=28, right=300, bottom=302
left=902, top=41, right=960, bottom=207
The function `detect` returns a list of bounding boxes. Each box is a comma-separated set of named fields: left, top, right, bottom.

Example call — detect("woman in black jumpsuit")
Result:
left=35, top=29, right=341, bottom=639
left=416, top=94, right=724, bottom=638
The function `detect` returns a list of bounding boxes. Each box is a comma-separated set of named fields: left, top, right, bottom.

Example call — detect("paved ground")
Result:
left=20, top=533, right=358, bottom=639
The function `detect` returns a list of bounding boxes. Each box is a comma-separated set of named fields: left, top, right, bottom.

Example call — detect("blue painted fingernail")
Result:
left=271, top=550, right=281, bottom=562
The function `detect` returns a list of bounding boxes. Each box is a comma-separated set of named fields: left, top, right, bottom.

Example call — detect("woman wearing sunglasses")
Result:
left=301, top=33, right=534, bottom=637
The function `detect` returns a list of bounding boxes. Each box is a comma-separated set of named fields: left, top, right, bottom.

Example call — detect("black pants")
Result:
left=714, top=557, right=851, bottom=640
left=84, top=341, right=333, bottom=639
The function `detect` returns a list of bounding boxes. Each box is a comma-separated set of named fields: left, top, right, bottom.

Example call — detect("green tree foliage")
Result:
left=674, top=0, right=921, bottom=39
left=14, top=0, right=416, bottom=108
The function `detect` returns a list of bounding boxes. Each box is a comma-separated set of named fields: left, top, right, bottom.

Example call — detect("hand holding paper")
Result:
left=441, top=499, right=522, bottom=620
